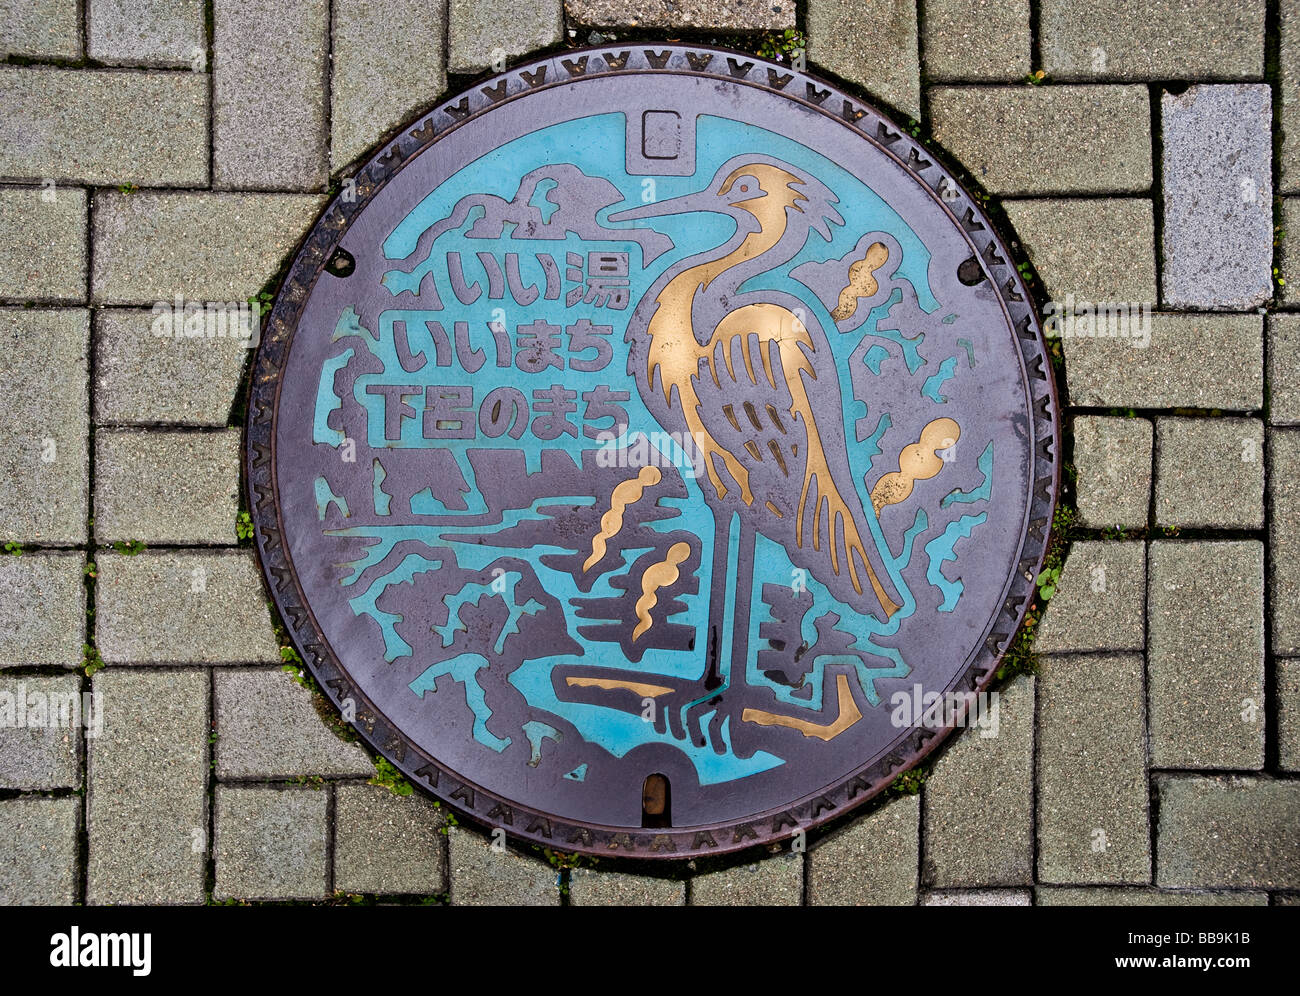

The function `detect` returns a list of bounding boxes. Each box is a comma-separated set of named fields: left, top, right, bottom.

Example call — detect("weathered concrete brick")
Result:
left=1003, top=199, right=1156, bottom=305
left=95, top=551, right=281, bottom=665
left=447, top=827, right=559, bottom=906
left=91, top=191, right=322, bottom=305
left=1268, top=314, right=1300, bottom=427
left=0, top=67, right=208, bottom=187
left=922, top=675, right=1033, bottom=886
left=1037, top=653, right=1150, bottom=884
left=448, top=0, right=562, bottom=75
left=1156, top=776, right=1300, bottom=889
left=88, top=0, right=206, bottom=67
left=689, top=854, right=802, bottom=906
left=807, top=0, right=920, bottom=120
left=1280, top=198, right=1299, bottom=307
left=0, top=308, right=88, bottom=544
left=1063, top=313, right=1262, bottom=410
left=94, top=429, right=240, bottom=545
left=334, top=782, right=446, bottom=896
left=921, top=0, right=1029, bottom=82
left=0, top=797, right=79, bottom=905
left=564, top=0, right=793, bottom=29
left=1154, top=418, right=1264, bottom=529
left=0, top=0, right=80, bottom=60
left=1034, top=542, right=1145, bottom=654
left=214, top=668, right=373, bottom=779
left=87, top=668, right=207, bottom=904
left=0, top=674, right=83, bottom=789
left=1040, top=0, right=1265, bottom=80
left=1148, top=541, right=1264, bottom=770
left=1283, top=0, right=1300, bottom=194
left=1072, top=416, right=1152, bottom=530
left=215, top=786, right=329, bottom=901
left=0, top=552, right=85, bottom=667
left=1037, top=887, right=1268, bottom=906
left=922, top=889, right=1031, bottom=905
left=214, top=0, right=328, bottom=190
left=1279, top=658, right=1300, bottom=773
left=929, top=86, right=1151, bottom=195
left=1161, top=85, right=1272, bottom=310
left=569, top=868, right=684, bottom=906
left=0, top=186, right=86, bottom=303
left=1271, top=430, right=1300, bottom=656
left=331, top=0, right=447, bottom=172
left=808, top=794, right=918, bottom=905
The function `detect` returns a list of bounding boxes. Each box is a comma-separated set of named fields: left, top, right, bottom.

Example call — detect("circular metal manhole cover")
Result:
left=246, top=44, right=1059, bottom=858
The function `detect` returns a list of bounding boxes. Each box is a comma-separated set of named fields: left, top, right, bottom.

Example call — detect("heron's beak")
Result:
left=606, top=190, right=717, bottom=223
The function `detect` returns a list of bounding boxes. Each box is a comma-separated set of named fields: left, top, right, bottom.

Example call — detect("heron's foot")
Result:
left=651, top=687, right=730, bottom=754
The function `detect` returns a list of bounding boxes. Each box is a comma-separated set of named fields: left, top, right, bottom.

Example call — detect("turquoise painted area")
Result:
left=314, top=476, right=349, bottom=520
left=409, top=653, right=512, bottom=752
left=564, top=764, right=588, bottom=781
left=863, top=344, right=891, bottom=375
left=942, top=441, right=994, bottom=508
left=522, top=720, right=561, bottom=766
left=313, top=347, right=353, bottom=445
left=924, top=512, right=987, bottom=611
left=921, top=355, right=959, bottom=403
left=435, top=571, right=544, bottom=656
left=956, top=337, right=976, bottom=367
left=372, top=459, right=391, bottom=516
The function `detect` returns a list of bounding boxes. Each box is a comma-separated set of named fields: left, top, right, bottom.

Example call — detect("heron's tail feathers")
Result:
left=798, top=469, right=901, bottom=620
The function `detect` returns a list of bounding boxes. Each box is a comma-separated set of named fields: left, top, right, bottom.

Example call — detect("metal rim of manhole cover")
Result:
left=245, top=43, right=1060, bottom=860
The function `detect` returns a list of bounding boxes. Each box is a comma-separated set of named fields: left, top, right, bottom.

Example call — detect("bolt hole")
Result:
left=642, top=773, right=671, bottom=828
left=957, top=256, right=985, bottom=286
left=326, top=247, right=356, bottom=278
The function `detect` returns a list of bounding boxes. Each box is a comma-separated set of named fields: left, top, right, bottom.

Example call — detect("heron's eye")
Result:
left=738, top=184, right=749, bottom=193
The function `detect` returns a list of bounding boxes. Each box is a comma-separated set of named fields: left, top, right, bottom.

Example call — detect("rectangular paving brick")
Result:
left=448, top=0, right=563, bottom=74
left=447, top=826, right=559, bottom=906
left=922, top=675, right=1033, bottom=886
left=91, top=191, right=323, bottom=305
left=214, top=0, right=328, bottom=191
left=0, top=797, right=79, bottom=905
left=334, top=783, right=446, bottom=896
left=1156, top=776, right=1300, bottom=890
left=1272, top=430, right=1300, bottom=656
left=215, top=786, right=328, bottom=901
left=87, top=668, right=207, bottom=904
left=1284, top=1, right=1300, bottom=194
left=94, top=429, right=241, bottom=544
left=0, top=0, right=80, bottom=60
left=0, top=553, right=85, bottom=667
left=0, top=67, right=208, bottom=187
left=1161, top=85, right=1273, bottom=310
left=1280, top=658, right=1300, bottom=773
left=95, top=550, right=281, bottom=665
left=1063, top=313, right=1262, bottom=410
left=929, top=86, right=1151, bottom=195
left=1148, top=541, right=1265, bottom=770
left=0, top=673, right=83, bottom=789
left=1281, top=198, right=1299, bottom=307
left=1154, top=418, right=1264, bottom=529
left=1037, top=653, right=1150, bottom=884
left=1072, top=416, right=1152, bottom=530
left=88, top=0, right=206, bottom=67
left=807, top=0, right=919, bottom=120
left=1033, top=542, right=1145, bottom=654
left=1037, top=887, right=1268, bottom=906
left=808, top=794, right=918, bottom=905
left=0, top=186, right=86, bottom=303
left=569, top=867, right=684, bottom=906
left=1040, top=0, right=1265, bottom=80
left=564, top=0, right=793, bottom=29
left=1268, top=314, right=1300, bottom=427
left=0, top=308, right=88, bottom=544
left=332, top=0, right=447, bottom=172
left=689, top=854, right=802, bottom=906
left=922, top=889, right=1031, bottom=905
left=921, top=0, right=1029, bottom=82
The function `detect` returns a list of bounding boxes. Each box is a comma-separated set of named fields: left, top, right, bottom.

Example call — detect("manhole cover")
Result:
left=246, top=44, right=1059, bottom=858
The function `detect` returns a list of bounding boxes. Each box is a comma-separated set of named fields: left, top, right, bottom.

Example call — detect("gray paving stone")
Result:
left=94, top=308, right=250, bottom=426
left=922, top=675, right=1033, bottom=886
left=334, top=782, right=446, bottom=895
left=214, top=668, right=373, bottom=779
left=94, top=429, right=240, bottom=545
left=1268, top=314, right=1300, bottom=427
left=808, top=794, right=918, bottom=905
left=569, top=867, right=684, bottom=906
left=0, top=186, right=86, bottom=303
left=689, top=853, right=802, bottom=906
left=1156, top=776, right=1300, bottom=889
left=88, top=0, right=206, bottom=67
left=0, top=797, right=79, bottom=905
left=0, top=308, right=88, bottom=544
left=95, top=551, right=281, bottom=665
left=921, top=0, right=1029, bottom=82
left=448, top=0, right=562, bottom=75
left=91, top=191, right=323, bottom=305
left=564, top=0, right=793, bottom=29
left=1037, top=653, right=1150, bottom=884
left=1280, top=198, right=1299, bottom=307
left=807, top=0, right=920, bottom=120
left=0, top=553, right=85, bottom=667
left=1161, top=85, right=1273, bottom=310
left=1072, top=416, right=1152, bottom=530
left=331, top=0, right=447, bottom=172
left=447, top=827, right=559, bottom=906
left=87, top=668, right=207, bottom=904
left=1155, top=418, right=1264, bottom=529
left=1040, top=0, right=1265, bottom=80
left=0, top=67, right=208, bottom=187
left=0, top=0, right=80, bottom=60
left=1271, top=430, right=1300, bottom=656
left=1283, top=0, right=1300, bottom=194
left=0, top=673, right=83, bottom=790
left=1279, top=658, right=1300, bottom=773
left=1063, top=313, right=1262, bottom=410
left=215, top=786, right=329, bottom=901
left=1037, top=887, right=1268, bottom=906
left=929, top=86, right=1151, bottom=195
left=214, top=0, right=328, bottom=191
left=1003, top=199, right=1156, bottom=306
left=1033, top=542, right=1145, bottom=654
left=1148, top=541, right=1265, bottom=770
left=922, top=889, right=1031, bottom=905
